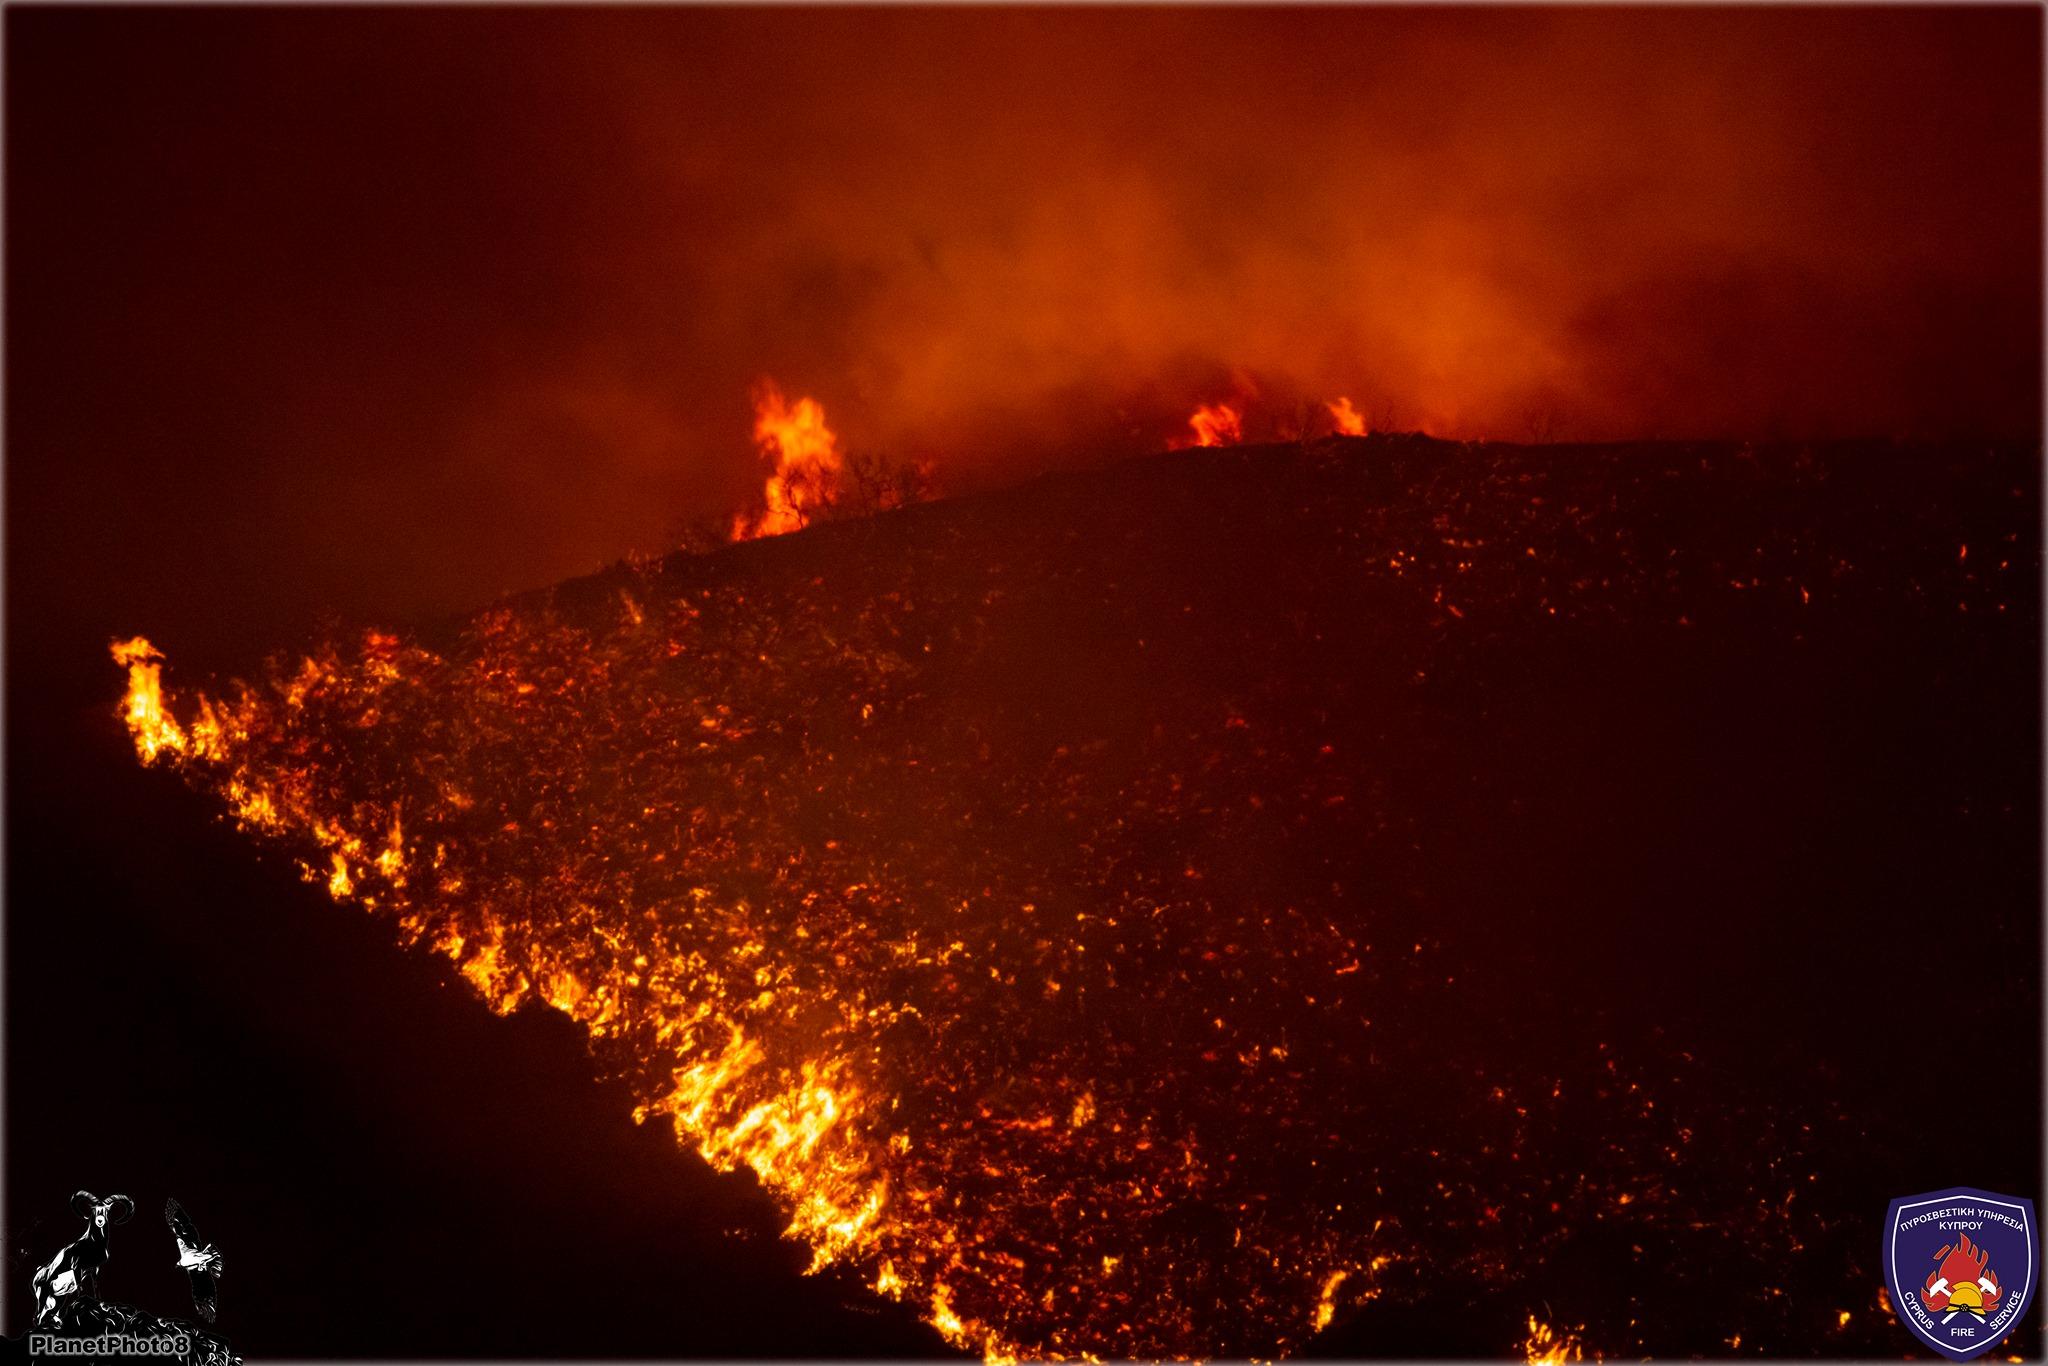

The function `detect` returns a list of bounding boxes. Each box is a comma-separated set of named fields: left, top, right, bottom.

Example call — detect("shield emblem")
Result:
left=1884, top=1187, right=2036, bottom=1361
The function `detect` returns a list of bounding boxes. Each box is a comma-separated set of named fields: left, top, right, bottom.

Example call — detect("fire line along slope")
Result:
left=114, top=433, right=2040, bottom=1361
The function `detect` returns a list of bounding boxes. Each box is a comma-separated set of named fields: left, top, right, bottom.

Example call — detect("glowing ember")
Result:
left=108, top=436, right=2028, bottom=1361
left=733, top=381, right=845, bottom=540
left=1312, top=1267, right=1371, bottom=1332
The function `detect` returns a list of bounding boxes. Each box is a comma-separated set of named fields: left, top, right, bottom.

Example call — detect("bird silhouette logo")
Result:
left=166, top=1197, right=225, bottom=1324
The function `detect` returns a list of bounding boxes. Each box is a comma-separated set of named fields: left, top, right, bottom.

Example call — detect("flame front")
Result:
left=111, top=602, right=1433, bottom=1357
left=733, top=381, right=845, bottom=540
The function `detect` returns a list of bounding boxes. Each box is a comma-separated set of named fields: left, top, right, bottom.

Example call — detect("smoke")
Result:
left=541, top=6, right=2041, bottom=458
left=9, top=6, right=2041, bottom=633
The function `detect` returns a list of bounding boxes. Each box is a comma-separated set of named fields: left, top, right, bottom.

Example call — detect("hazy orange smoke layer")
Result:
left=37, top=9, right=2033, bottom=634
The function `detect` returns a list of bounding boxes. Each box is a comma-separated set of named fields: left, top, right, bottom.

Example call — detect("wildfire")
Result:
left=103, top=436, right=1998, bottom=1361
left=732, top=381, right=844, bottom=540
left=1327, top=396, right=1367, bottom=437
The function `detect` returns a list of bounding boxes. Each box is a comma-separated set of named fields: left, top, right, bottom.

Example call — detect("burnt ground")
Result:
left=7, top=433, right=2041, bottom=1358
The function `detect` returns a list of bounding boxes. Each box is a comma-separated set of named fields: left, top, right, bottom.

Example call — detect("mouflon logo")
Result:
left=1884, top=1187, right=2036, bottom=1361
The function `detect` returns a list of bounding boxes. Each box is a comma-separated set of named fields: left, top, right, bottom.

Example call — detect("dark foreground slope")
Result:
left=580, top=433, right=2042, bottom=1357
left=27, top=434, right=2044, bottom=1359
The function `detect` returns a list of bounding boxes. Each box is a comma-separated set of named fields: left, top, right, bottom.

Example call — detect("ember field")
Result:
left=110, top=435, right=2039, bottom=1360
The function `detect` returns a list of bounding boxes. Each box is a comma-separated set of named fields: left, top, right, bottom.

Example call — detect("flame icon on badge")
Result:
left=1923, top=1233, right=2003, bottom=1321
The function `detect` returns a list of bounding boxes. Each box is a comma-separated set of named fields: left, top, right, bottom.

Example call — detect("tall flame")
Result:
left=111, top=636, right=186, bottom=763
left=733, top=381, right=845, bottom=541
left=1326, top=396, right=1367, bottom=437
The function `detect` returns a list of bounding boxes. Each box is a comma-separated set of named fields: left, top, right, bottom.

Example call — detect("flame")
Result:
left=733, top=381, right=845, bottom=540
left=1171, top=401, right=1243, bottom=450
left=111, top=636, right=186, bottom=763
left=1326, top=396, right=1367, bottom=437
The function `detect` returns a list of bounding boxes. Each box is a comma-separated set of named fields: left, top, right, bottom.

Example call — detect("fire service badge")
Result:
left=1884, top=1187, right=2036, bottom=1361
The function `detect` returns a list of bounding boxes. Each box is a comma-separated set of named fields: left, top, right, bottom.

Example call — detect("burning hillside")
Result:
left=111, top=434, right=2037, bottom=1360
